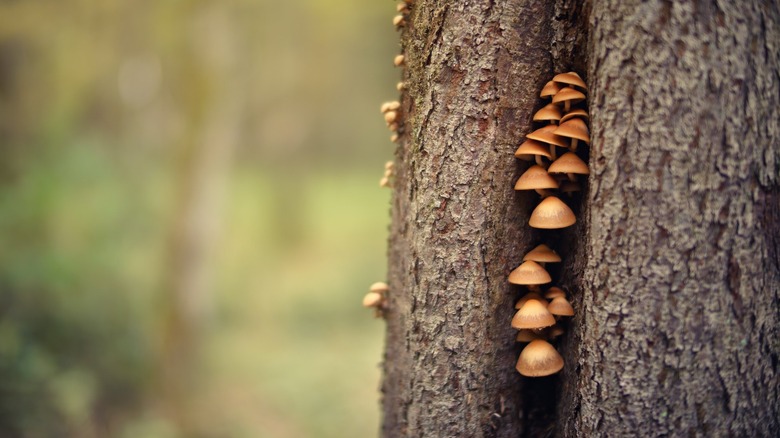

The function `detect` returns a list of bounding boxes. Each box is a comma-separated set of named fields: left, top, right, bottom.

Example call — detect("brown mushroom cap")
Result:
left=529, top=196, right=576, bottom=229
left=548, top=296, right=575, bottom=316
left=560, top=108, right=589, bottom=123
left=516, top=329, right=546, bottom=343
left=523, top=244, right=562, bottom=263
left=516, top=339, right=564, bottom=377
left=515, top=292, right=545, bottom=309
left=553, top=118, right=590, bottom=144
left=362, top=291, right=384, bottom=308
left=526, top=125, right=568, bottom=147
left=369, top=282, right=389, bottom=293
left=511, top=299, right=556, bottom=329
left=508, top=261, right=552, bottom=285
left=544, top=286, right=567, bottom=300
left=553, top=71, right=587, bottom=90
left=533, top=103, right=563, bottom=123
left=540, top=81, right=562, bottom=99
left=514, top=140, right=553, bottom=161
left=548, top=152, right=590, bottom=176
left=552, top=87, right=586, bottom=106
left=514, top=165, right=559, bottom=191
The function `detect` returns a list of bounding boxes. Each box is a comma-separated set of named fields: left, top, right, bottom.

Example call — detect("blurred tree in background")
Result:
left=0, top=1, right=398, bottom=436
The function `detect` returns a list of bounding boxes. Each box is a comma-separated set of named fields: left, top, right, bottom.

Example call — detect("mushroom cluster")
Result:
left=363, top=282, right=389, bottom=318
left=510, top=72, right=590, bottom=377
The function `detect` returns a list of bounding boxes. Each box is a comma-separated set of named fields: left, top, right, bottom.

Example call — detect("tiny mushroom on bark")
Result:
left=547, top=296, right=575, bottom=317
left=393, top=54, right=405, bottom=66
left=554, top=118, right=590, bottom=152
left=523, top=243, right=561, bottom=265
left=516, top=339, right=564, bottom=377
left=362, top=292, right=384, bottom=308
left=393, top=14, right=405, bottom=28
left=515, top=291, right=545, bottom=309
left=552, top=87, right=586, bottom=112
left=511, top=299, right=556, bottom=330
left=540, top=81, right=562, bottom=99
left=544, top=286, right=567, bottom=300
left=529, top=196, right=576, bottom=229
left=527, top=124, right=569, bottom=160
left=533, top=103, right=563, bottom=124
left=508, top=260, right=552, bottom=287
left=560, top=108, right=589, bottom=123
left=548, top=152, right=590, bottom=182
left=516, top=329, right=546, bottom=343
left=514, top=165, right=559, bottom=197
left=552, top=71, right=587, bottom=90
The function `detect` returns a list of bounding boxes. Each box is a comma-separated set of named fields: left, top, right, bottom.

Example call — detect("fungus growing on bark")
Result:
left=514, top=140, right=553, bottom=167
left=554, top=118, right=590, bottom=152
left=511, top=299, right=556, bottom=330
left=508, top=260, right=552, bottom=286
left=363, top=292, right=384, bottom=307
left=544, top=286, right=567, bottom=300
left=533, top=103, right=563, bottom=124
left=393, top=14, right=405, bottom=28
left=514, top=165, right=559, bottom=197
left=552, top=87, right=586, bottom=112
left=552, top=71, right=587, bottom=90
left=516, top=339, right=564, bottom=377
left=560, top=108, right=588, bottom=123
left=393, top=54, right=405, bottom=67
left=547, top=296, right=574, bottom=317
left=540, top=81, right=562, bottom=99
left=523, top=244, right=561, bottom=265
left=527, top=125, right=568, bottom=160
left=516, top=329, right=546, bottom=343
left=548, top=152, right=589, bottom=182
left=515, top=291, right=545, bottom=309
left=528, top=196, right=576, bottom=229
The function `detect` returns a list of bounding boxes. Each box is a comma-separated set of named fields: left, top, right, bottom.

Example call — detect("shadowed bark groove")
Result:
left=560, top=1, right=780, bottom=436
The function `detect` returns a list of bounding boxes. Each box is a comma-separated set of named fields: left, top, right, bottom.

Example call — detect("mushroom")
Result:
left=393, top=54, right=405, bottom=67
left=544, top=286, right=567, bottom=300
left=552, top=87, right=586, bottom=112
left=514, top=139, right=553, bottom=167
left=379, top=176, right=391, bottom=188
left=547, top=296, right=574, bottom=317
left=526, top=125, right=568, bottom=160
left=396, top=3, right=409, bottom=13
left=560, top=108, right=589, bottom=124
left=508, top=260, right=552, bottom=288
left=393, top=14, right=406, bottom=28
left=523, top=243, right=561, bottom=265
left=384, top=111, right=398, bottom=124
left=514, top=165, right=559, bottom=197
left=362, top=291, right=384, bottom=307
left=528, top=196, right=576, bottom=229
left=515, top=339, right=564, bottom=377
left=396, top=81, right=406, bottom=91
left=369, top=282, right=389, bottom=293
left=548, top=152, right=589, bottom=182
left=552, top=71, right=587, bottom=91
left=511, top=299, right=556, bottom=330
left=553, top=118, right=590, bottom=152
left=390, top=134, right=399, bottom=143
left=540, top=81, right=562, bottom=99
left=516, top=329, right=547, bottom=342
left=515, top=291, right=545, bottom=309
left=533, top=103, right=563, bottom=125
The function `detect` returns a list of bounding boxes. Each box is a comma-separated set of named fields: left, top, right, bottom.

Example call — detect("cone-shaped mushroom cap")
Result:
left=523, top=244, right=562, bottom=263
left=548, top=152, right=590, bottom=175
left=362, top=291, right=384, bottom=308
left=514, top=140, right=553, bottom=161
left=508, top=261, right=552, bottom=285
left=369, top=282, right=389, bottom=293
left=553, top=71, right=587, bottom=90
left=560, top=108, right=589, bottom=123
left=544, top=287, right=567, bottom=300
left=526, top=125, right=568, bottom=147
left=533, top=103, right=563, bottom=122
left=529, top=196, right=576, bottom=229
left=540, top=81, right=562, bottom=99
left=548, top=296, right=575, bottom=316
left=516, top=329, right=546, bottom=342
left=515, top=292, right=545, bottom=309
left=514, top=165, right=559, bottom=191
left=552, top=87, right=586, bottom=106
left=511, top=299, right=556, bottom=329
left=554, top=118, right=590, bottom=144
left=516, top=339, right=564, bottom=377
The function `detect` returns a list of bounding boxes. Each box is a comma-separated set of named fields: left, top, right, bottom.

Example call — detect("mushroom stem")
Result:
left=564, top=100, right=571, bottom=113
left=535, top=155, right=545, bottom=167
left=549, top=144, right=557, bottom=160
left=567, top=173, right=577, bottom=182
left=570, top=138, right=579, bottom=152
left=534, top=188, right=553, bottom=197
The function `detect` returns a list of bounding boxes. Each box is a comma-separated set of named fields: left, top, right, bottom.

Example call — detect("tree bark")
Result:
left=560, top=1, right=780, bottom=436
left=382, top=0, right=779, bottom=437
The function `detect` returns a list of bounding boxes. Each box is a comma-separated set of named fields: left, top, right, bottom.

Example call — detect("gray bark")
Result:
left=382, top=0, right=779, bottom=437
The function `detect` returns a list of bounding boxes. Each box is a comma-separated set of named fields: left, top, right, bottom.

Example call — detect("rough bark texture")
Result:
left=382, top=0, right=779, bottom=437
left=382, top=1, right=558, bottom=436
left=559, top=0, right=780, bottom=436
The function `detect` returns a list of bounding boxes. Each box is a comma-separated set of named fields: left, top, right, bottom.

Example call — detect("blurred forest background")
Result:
left=0, top=1, right=398, bottom=437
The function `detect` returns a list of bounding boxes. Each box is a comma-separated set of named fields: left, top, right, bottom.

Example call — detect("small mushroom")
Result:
left=396, top=3, right=409, bottom=13
left=552, top=87, right=586, bottom=112
left=393, top=14, right=406, bottom=27
left=511, top=299, right=556, bottom=330
left=379, top=176, right=391, bottom=188
left=514, top=165, right=559, bottom=197
left=523, top=244, right=561, bottom=265
left=394, top=54, right=405, bottom=67
left=384, top=111, right=398, bottom=124
left=362, top=291, right=384, bottom=307
left=516, top=339, right=564, bottom=377
left=508, top=260, right=552, bottom=286
left=552, top=71, right=587, bottom=91
left=547, top=296, right=574, bottom=317
left=526, top=125, right=568, bottom=160
left=396, top=81, right=406, bottom=91
left=540, top=81, right=562, bottom=99
left=515, top=291, right=545, bottom=309
left=390, top=134, right=399, bottom=143
left=548, top=152, right=589, bottom=182
left=533, top=103, right=563, bottom=125
left=560, top=108, right=589, bottom=124
left=544, top=286, right=567, bottom=300
left=528, top=196, right=576, bottom=229
left=553, top=118, right=590, bottom=152
left=514, top=140, right=553, bottom=167
left=516, top=329, right=546, bottom=343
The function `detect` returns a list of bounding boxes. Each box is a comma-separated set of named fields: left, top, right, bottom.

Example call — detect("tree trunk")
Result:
left=382, top=0, right=779, bottom=436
